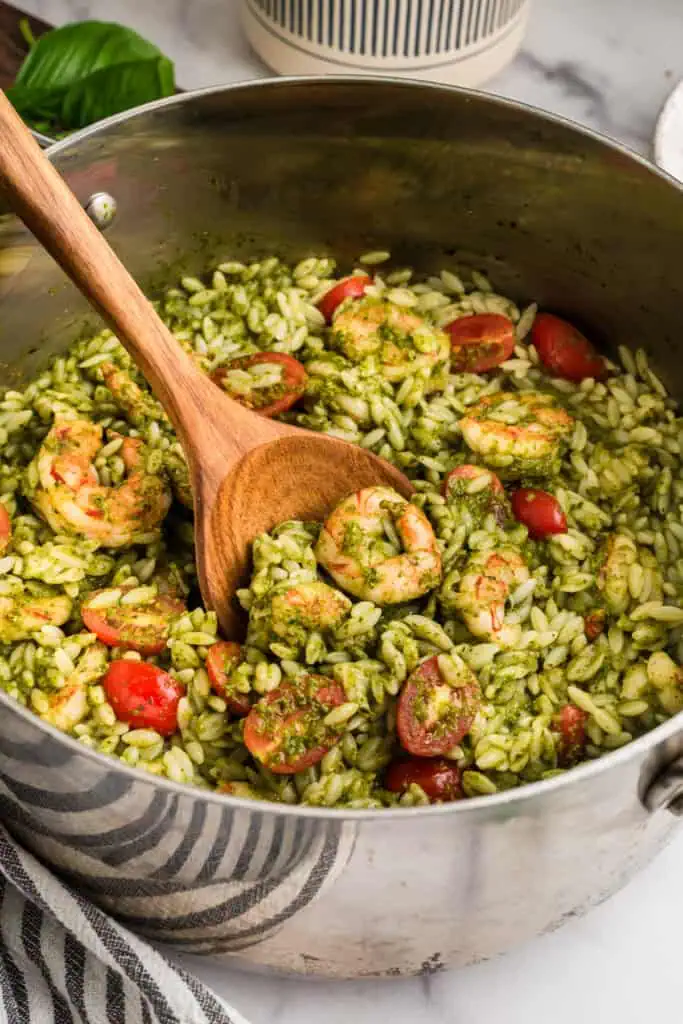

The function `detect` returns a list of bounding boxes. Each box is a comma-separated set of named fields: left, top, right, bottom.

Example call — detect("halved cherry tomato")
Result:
left=385, top=757, right=462, bottom=802
left=553, top=704, right=589, bottom=766
left=81, top=580, right=185, bottom=655
left=211, top=353, right=307, bottom=418
left=103, top=660, right=183, bottom=736
left=510, top=488, right=567, bottom=540
left=442, top=464, right=505, bottom=500
left=397, top=655, right=480, bottom=758
left=317, top=274, right=372, bottom=323
left=531, top=313, right=607, bottom=382
left=207, top=641, right=251, bottom=716
left=584, top=609, right=606, bottom=642
left=243, top=675, right=346, bottom=774
left=0, top=505, right=11, bottom=554
left=445, top=314, right=515, bottom=373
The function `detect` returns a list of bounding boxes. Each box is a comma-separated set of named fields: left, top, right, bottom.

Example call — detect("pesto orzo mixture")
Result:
left=1, top=250, right=682, bottom=808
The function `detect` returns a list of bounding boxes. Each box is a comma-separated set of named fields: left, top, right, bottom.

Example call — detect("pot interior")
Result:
left=1, top=79, right=682, bottom=392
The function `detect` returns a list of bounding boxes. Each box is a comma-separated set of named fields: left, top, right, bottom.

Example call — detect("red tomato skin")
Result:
left=103, top=661, right=183, bottom=736
left=385, top=757, right=462, bottom=802
left=553, top=704, right=589, bottom=766
left=212, top=352, right=307, bottom=418
left=81, top=592, right=184, bottom=656
left=511, top=488, right=567, bottom=540
left=317, top=275, right=372, bottom=322
left=397, top=655, right=480, bottom=758
left=0, top=505, right=11, bottom=554
left=445, top=314, right=515, bottom=373
left=441, top=464, right=505, bottom=499
left=531, top=313, right=607, bottom=382
left=206, top=641, right=251, bottom=716
left=82, top=608, right=128, bottom=649
left=243, top=678, right=346, bottom=774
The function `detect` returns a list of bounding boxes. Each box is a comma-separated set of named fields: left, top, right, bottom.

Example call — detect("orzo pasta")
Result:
left=1, top=252, right=681, bottom=808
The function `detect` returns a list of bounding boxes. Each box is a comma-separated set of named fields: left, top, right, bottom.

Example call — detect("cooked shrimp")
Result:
left=30, top=418, right=171, bottom=548
left=442, top=464, right=507, bottom=527
left=451, top=547, right=530, bottom=647
left=596, top=533, right=638, bottom=614
left=41, top=642, right=108, bottom=732
left=459, top=391, right=574, bottom=478
left=331, top=298, right=450, bottom=386
left=270, top=581, right=352, bottom=643
left=101, top=362, right=161, bottom=427
left=102, top=364, right=193, bottom=509
left=248, top=580, right=353, bottom=654
left=316, top=486, right=442, bottom=604
left=0, top=590, right=72, bottom=643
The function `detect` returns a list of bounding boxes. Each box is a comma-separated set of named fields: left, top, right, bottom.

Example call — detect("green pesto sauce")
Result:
left=362, top=566, right=381, bottom=588
left=412, top=679, right=462, bottom=738
left=342, top=521, right=365, bottom=558
left=256, top=677, right=339, bottom=767
left=377, top=320, right=414, bottom=352
left=444, top=478, right=503, bottom=525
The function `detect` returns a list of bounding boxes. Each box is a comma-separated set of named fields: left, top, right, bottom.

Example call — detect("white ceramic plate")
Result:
left=654, top=79, right=683, bottom=182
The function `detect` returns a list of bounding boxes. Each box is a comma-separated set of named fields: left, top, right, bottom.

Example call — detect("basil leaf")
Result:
left=60, top=56, right=174, bottom=127
left=7, top=20, right=175, bottom=133
left=13, top=21, right=167, bottom=91
left=5, top=85, right=63, bottom=120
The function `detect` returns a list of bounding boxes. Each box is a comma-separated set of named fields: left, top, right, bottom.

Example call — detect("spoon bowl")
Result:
left=203, top=431, right=413, bottom=633
left=0, top=91, right=413, bottom=635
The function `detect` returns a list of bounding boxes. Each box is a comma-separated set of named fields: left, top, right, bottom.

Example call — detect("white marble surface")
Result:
left=14, top=0, right=683, bottom=1021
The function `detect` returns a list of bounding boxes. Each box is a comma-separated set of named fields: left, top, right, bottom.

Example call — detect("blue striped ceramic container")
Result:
left=242, top=0, right=531, bottom=86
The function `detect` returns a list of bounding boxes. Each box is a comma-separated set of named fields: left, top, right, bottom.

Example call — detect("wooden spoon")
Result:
left=0, top=92, right=413, bottom=636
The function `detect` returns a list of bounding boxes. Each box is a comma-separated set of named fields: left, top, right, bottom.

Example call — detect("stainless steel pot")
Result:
left=2, top=79, right=683, bottom=979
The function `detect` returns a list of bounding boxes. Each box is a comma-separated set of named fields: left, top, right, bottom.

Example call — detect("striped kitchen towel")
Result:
left=0, top=823, right=248, bottom=1024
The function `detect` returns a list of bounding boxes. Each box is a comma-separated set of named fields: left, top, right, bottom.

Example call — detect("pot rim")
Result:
left=4, top=74, right=682, bottom=821
left=44, top=73, right=682, bottom=186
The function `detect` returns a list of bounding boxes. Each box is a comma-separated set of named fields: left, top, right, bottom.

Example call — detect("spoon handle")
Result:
left=0, top=91, right=246, bottom=472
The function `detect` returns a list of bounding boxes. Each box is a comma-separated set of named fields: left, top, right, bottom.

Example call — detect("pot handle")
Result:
left=644, top=756, right=683, bottom=814
left=30, top=128, right=54, bottom=149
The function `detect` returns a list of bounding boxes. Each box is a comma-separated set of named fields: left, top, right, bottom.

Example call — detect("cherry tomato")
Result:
left=584, top=609, right=606, bottom=641
left=0, top=505, right=11, bottom=554
left=206, top=641, right=251, bottom=716
left=441, top=464, right=505, bottom=500
left=243, top=675, right=346, bottom=774
left=445, top=314, right=515, bottom=373
left=103, top=661, right=183, bottom=736
left=531, top=313, right=607, bottom=382
left=82, top=580, right=185, bottom=655
left=397, top=655, right=480, bottom=757
left=553, top=704, right=589, bottom=766
left=211, top=352, right=307, bottom=418
left=510, top=488, right=567, bottom=540
left=317, top=274, right=372, bottom=323
left=385, top=757, right=462, bottom=802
